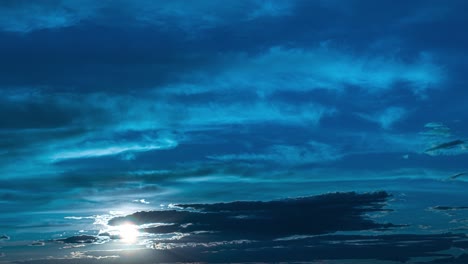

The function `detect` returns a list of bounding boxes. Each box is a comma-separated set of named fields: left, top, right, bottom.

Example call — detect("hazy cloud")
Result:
left=357, top=107, right=408, bottom=129
left=208, top=141, right=342, bottom=165
left=0, top=0, right=297, bottom=33
left=167, top=47, right=444, bottom=96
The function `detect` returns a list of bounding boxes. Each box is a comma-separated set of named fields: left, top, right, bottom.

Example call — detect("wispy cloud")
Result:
left=247, top=0, right=293, bottom=19
left=0, top=0, right=297, bottom=33
left=51, top=138, right=177, bottom=161
left=357, top=106, right=408, bottom=129
left=20, top=233, right=468, bottom=263
left=76, top=92, right=336, bottom=131
left=165, top=47, right=444, bottom=96
left=0, top=0, right=100, bottom=32
left=208, top=141, right=342, bottom=165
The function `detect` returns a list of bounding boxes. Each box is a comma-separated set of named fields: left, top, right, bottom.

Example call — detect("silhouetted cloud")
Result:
left=29, top=241, right=45, bottom=247
left=36, top=192, right=468, bottom=263
left=109, top=192, right=397, bottom=241
left=56, top=235, right=99, bottom=244
left=18, top=233, right=468, bottom=263
left=431, top=206, right=468, bottom=211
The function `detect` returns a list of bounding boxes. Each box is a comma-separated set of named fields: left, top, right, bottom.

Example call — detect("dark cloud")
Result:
left=43, top=192, right=468, bottom=263
left=424, top=254, right=468, bottom=264
left=0, top=99, right=81, bottom=130
left=146, top=233, right=468, bottom=263
left=0, top=234, right=9, bottom=240
left=109, top=192, right=397, bottom=240
left=0, top=91, right=108, bottom=175
left=0, top=1, right=293, bottom=93
left=29, top=241, right=45, bottom=247
left=56, top=235, right=99, bottom=244
left=18, top=233, right=468, bottom=263
left=431, top=206, right=468, bottom=211
left=0, top=0, right=456, bottom=94
left=329, top=152, right=468, bottom=171
left=0, top=91, right=101, bottom=135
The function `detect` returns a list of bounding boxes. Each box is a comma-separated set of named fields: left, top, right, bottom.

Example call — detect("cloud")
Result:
left=29, top=241, right=45, bottom=246
left=44, top=191, right=454, bottom=263
left=128, top=0, right=294, bottom=31
left=64, top=216, right=94, bottom=220
left=0, top=92, right=91, bottom=130
left=179, top=101, right=334, bottom=127
left=108, top=191, right=397, bottom=241
left=132, top=199, right=150, bottom=205
left=0, top=234, right=9, bottom=240
left=66, top=93, right=335, bottom=132
left=46, top=231, right=468, bottom=263
left=0, top=0, right=296, bottom=33
left=419, top=123, right=468, bottom=156
left=247, top=0, right=293, bottom=19
left=147, top=233, right=467, bottom=263
left=165, top=47, right=444, bottom=96
left=0, top=0, right=100, bottom=32
left=396, top=2, right=467, bottom=29
left=50, top=136, right=178, bottom=161
left=67, top=251, right=119, bottom=260
left=0, top=90, right=111, bottom=177
left=357, top=107, right=407, bottom=129
left=208, top=141, right=342, bottom=165
left=421, top=122, right=453, bottom=138
left=430, top=206, right=468, bottom=211
left=0, top=39, right=447, bottom=180
left=56, top=235, right=99, bottom=244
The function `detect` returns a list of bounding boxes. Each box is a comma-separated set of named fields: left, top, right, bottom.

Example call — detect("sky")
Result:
left=1, top=0, right=468, bottom=263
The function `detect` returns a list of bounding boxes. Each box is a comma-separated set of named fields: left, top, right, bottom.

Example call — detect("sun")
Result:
left=118, top=223, right=139, bottom=243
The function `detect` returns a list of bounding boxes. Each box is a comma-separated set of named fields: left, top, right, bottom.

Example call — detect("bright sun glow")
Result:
left=118, top=223, right=139, bottom=243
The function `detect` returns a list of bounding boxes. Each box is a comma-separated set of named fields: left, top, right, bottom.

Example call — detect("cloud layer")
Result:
left=27, top=192, right=468, bottom=263
left=2, top=1, right=468, bottom=263
left=108, top=191, right=396, bottom=240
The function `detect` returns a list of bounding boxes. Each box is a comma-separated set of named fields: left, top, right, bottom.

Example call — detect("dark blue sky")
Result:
left=1, top=1, right=468, bottom=263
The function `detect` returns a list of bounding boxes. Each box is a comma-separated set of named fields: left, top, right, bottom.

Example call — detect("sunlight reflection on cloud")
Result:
left=51, top=139, right=177, bottom=161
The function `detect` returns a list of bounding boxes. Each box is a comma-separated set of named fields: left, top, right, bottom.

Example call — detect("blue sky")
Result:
left=1, top=1, right=468, bottom=263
